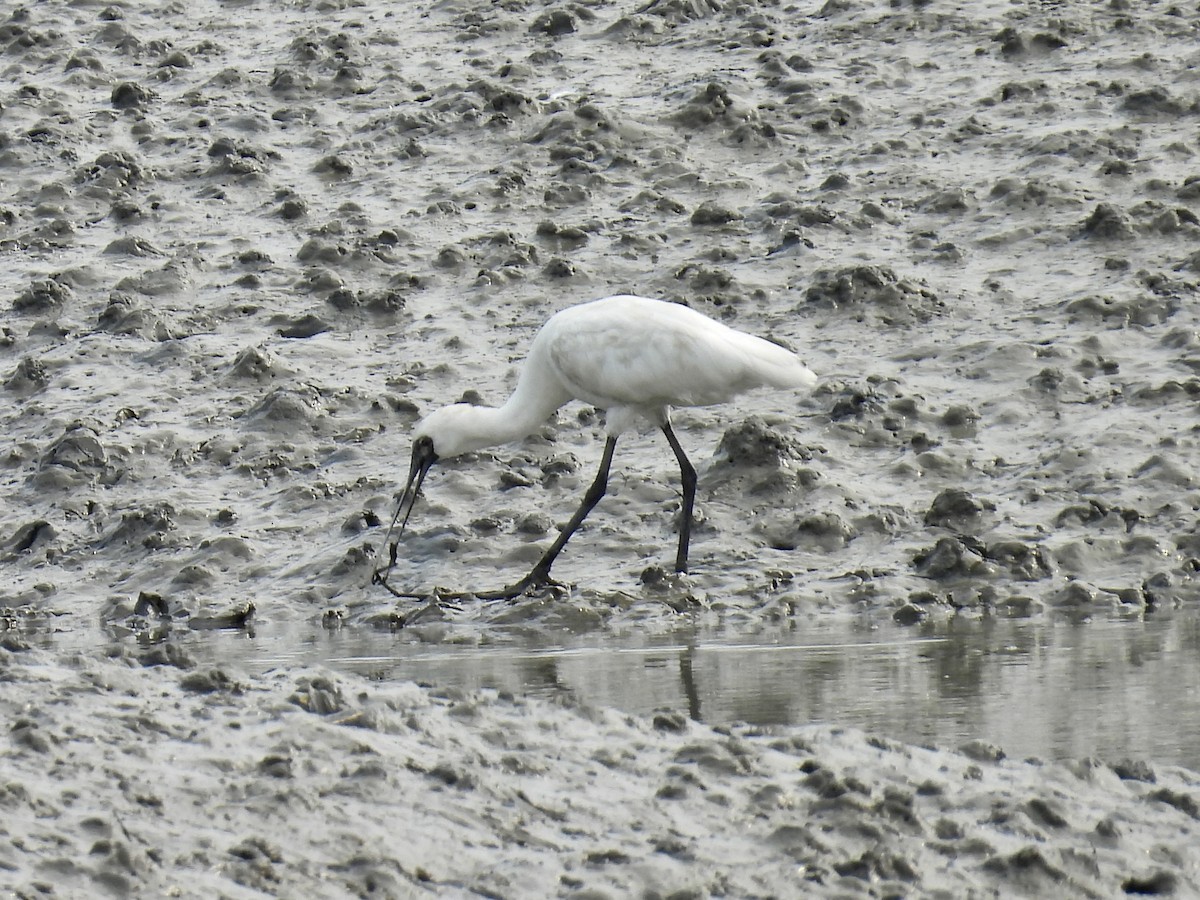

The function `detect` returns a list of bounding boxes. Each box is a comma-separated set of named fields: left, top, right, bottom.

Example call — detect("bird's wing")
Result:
left=542, top=303, right=783, bottom=411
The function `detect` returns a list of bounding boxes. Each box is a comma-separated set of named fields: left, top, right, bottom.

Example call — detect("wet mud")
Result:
left=3, top=0, right=1200, bottom=895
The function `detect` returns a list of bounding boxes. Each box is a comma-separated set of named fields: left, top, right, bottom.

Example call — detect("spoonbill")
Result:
left=372, top=294, right=817, bottom=600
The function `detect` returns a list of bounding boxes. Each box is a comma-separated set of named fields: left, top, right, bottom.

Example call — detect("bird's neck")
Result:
left=471, top=369, right=570, bottom=449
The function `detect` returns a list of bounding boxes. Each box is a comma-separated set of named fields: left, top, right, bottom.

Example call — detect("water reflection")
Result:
left=25, top=606, right=1200, bottom=770
left=248, top=608, right=1200, bottom=770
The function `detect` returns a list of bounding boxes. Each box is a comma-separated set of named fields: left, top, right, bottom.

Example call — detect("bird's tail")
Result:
left=780, top=360, right=819, bottom=391
left=746, top=334, right=818, bottom=391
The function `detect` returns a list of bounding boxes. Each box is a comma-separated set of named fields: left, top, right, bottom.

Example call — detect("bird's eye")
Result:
left=415, top=434, right=438, bottom=461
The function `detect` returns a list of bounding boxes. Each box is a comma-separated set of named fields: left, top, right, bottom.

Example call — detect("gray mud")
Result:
left=4, top=0, right=1200, bottom=896
left=5, top=650, right=1200, bottom=898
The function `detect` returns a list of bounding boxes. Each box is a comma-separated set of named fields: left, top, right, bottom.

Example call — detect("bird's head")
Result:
left=386, top=404, right=485, bottom=553
left=412, top=403, right=493, bottom=458
left=388, top=432, right=439, bottom=549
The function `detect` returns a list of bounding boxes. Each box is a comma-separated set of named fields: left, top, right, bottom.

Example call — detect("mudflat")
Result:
left=3, top=0, right=1200, bottom=896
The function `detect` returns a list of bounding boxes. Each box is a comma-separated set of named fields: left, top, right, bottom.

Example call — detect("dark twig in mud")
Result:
left=371, top=565, right=568, bottom=604
left=369, top=572, right=426, bottom=601
left=190, top=601, right=256, bottom=632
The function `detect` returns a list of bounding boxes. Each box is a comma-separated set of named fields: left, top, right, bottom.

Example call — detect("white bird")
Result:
left=373, top=294, right=817, bottom=600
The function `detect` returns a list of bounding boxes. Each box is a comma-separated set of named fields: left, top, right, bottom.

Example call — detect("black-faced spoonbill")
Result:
left=373, top=294, right=817, bottom=600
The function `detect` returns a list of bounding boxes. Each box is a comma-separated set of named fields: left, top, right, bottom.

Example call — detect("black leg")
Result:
left=472, top=436, right=618, bottom=601
left=661, top=420, right=696, bottom=574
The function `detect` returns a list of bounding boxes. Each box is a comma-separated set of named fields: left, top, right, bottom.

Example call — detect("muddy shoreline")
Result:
left=4, top=0, right=1200, bottom=895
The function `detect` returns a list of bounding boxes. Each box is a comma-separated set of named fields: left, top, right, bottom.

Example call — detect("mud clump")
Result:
left=111, top=81, right=155, bottom=109
left=97, top=294, right=176, bottom=339
left=758, top=511, right=857, bottom=552
left=529, top=9, right=578, bottom=35
left=13, top=278, right=72, bottom=313
left=803, top=266, right=943, bottom=324
left=1080, top=203, right=1135, bottom=240
left=670, top=81, right=737, bottom=129
left=925, top=489, right=995, bottom=530
left=5, top=520, right=56, bottom=558
left=241, top=386, right=324, bottom=429
left=714, top=417, right=807, bottom=468
left=914, top=537, right=1053, bottom=583
left=36, top=421, right=116, bottom=489
left=229, top=346, right=282, bottom=380
left=102, top=503, right=177, bottom=550
left=691, top=201, right=743, bottom=226
left=5, top=357, right=49, bottom=393
left=913, top=536, right=993, bottom=580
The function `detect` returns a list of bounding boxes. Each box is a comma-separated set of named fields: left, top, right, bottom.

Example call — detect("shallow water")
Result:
left=77, top=608, right=1200, bottom=772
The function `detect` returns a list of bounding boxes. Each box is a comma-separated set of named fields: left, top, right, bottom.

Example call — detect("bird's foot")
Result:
left=371, top=567, right=567, bottom=603
left=472, top=568, right=567, bottom=602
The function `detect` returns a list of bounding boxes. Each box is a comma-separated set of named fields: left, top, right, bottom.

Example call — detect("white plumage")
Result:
left=374, top=295, right=817, bottom=600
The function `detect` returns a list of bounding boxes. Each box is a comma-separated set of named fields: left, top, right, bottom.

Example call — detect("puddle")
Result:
left=66, top=606, right=1200, bottom=771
